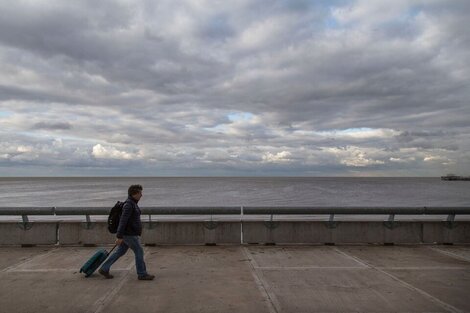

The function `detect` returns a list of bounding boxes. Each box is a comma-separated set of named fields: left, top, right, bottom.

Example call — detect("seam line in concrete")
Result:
left=1, top=248, right=58, bottom=273
left=126, top=259, right=136, bottom=271
left=332, top=247, right=369, bottom=268
left=6, top=268, right=130, bottom=272
left=88, top=258, right=135, bottom=313
left=377, top=266, right=469, bottom=270
left=88, top=246, right=150, bottom=313
left=255, top=265, right=469, bottom=270
left=334, top=247, right=464, bottom=313
left=255, top=266, right=367, bottom=270
left=242, top=247, right=280, bottom=313
left=427, top=246, right=470, bottom=263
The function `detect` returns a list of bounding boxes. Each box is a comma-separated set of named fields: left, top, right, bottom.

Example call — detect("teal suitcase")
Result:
left=80, top=245, right=117, bottom=277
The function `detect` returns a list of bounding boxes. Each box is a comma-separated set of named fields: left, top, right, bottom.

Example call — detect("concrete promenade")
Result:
left=0, top=244, right=469, bottom=313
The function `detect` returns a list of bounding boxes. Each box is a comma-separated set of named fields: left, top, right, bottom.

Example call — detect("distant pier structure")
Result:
left=441, top=174, right=470, bottom=181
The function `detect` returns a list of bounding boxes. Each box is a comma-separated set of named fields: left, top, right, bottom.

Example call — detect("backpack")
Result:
left=107, top=201, right=125, bottom=234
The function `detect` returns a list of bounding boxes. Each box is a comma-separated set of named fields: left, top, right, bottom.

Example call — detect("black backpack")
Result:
left=107, top=201, right=125, bottom=234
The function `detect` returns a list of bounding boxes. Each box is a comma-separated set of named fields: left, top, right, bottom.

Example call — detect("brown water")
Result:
left=0, top=177, right=468, bottom=207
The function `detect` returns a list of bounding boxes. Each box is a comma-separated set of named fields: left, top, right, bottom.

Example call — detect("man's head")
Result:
left=128, top=184, right=143, bottom=202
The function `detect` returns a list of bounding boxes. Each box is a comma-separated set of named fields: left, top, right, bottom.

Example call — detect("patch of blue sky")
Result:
left=17, top=130, right=50, bottom=139
left=16, top=130, right=96, bottom=143
left=204, top=111, right=254, bottom=133
left=227, top=112, right=254, bottom=122
left=315, top=127, right=375, bottom=136
left=0, top=111, right=12, bottom=118
left=324, top=15, right=341, bottom=30
left=322, top=0, right=357, bottom=27
left=340, top=127, right=374, bottom=134
left=204, top=124, right=228, bottom=133
left=405, top=6, right=421, bottom=19
left=202, top=14, right=234, bottom=39
left=388, top=6, right=421, bottom=25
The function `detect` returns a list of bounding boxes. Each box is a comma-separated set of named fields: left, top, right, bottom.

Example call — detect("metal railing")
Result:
left=1, top=206, right=469, bottom=229
left=2, top=206, right=469, bottom=216
left=0, top=206, right=470, bottom=230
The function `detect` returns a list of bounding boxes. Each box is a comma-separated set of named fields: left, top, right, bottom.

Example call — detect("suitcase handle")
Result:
left=108, top=244, right=118, bottom=255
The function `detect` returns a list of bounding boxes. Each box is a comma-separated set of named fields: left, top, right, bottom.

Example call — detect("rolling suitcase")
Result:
left=79, top=245, right=117, bottom=277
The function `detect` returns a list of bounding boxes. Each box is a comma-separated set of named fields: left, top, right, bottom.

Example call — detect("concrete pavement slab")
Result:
left=389, top=269, right=470, bottom=312
left=0, top=247, right=53, bottom=271
left=10, top=246, right=134, bottom=271
left=246, top=245, right=365, bottom=268
left=338, top=245, right=470, bottom=268
left=257, top=268, right=446, bottom=312
left=0, top=245, right=469, bottom=313
left=429, top=245, right=470, bottom=263
left=101, top=246, right=272, bottom=313
left=0, top=272, right=115, bottom=313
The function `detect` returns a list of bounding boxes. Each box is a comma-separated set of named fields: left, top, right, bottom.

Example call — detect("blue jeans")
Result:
left=100, top=236, right=147, bottom=277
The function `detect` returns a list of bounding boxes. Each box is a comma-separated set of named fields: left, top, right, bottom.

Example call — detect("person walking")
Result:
left=99, top=184, right=155, bottom=280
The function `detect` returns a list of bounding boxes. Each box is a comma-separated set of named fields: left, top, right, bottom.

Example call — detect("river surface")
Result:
left=0, top=177, right=468, bottom=207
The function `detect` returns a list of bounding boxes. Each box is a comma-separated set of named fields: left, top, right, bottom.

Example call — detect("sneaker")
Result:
left=138, top=274, right=155, bottom=281
left=98, top=269, right=114, bottom=279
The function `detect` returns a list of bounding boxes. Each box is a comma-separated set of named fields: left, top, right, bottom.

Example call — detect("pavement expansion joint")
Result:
left=87, top=259, right=134, bottom=313
left=1, top=248, right=58, bottom=273
left=376, top=266, right=470, bottom=270
left=85, top=247, right=151, bottom=313
left=6, top=268, right=130, bottom=273
left=427, top=246, right=470, bottom=263
left=332, top=247, right=370, bottom=268
left=254, top=266, right=367, bottom=270
left=242, top=247, right=281, bottom=313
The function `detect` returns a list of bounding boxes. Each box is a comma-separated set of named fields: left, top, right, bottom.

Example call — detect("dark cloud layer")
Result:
left=32, top=122, right=72, bottom=130
left=0, top=0, right=469, bottom=176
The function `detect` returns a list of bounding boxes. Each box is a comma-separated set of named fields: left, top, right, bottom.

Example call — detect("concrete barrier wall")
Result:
left=0, top=222, right=57, bottom=245
left=57, top=222, right=241, bottom=245
left=242, top=222, right=425, bottom=244
left=423, top=222, right=470, bottom=244
left=0, top=221, right=468, bottom=245
left=59, top=222, right=116, bottom=245
left=142, top=222, right=241, bottom=245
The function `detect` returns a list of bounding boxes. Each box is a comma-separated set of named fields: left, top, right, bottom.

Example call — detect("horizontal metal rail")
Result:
left=1, top=206, right=470, bottom=215
left=0, top=207, right=55, bottom=215
left=243, top=207, right=470, bottom=215
left=54, top=206, right=242, bottom=215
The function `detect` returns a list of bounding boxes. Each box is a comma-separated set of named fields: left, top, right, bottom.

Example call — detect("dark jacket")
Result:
left=116, top=196, right=142, bottom=238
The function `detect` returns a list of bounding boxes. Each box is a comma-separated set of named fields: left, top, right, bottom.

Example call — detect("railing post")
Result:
left=204, top=209, right=218, bottom=230
left=264, top=212, right=279, bottom=229
left=384, top=213, right=397, bottom=229
left=325, top=213, right=337, bottom=229
left=445, top=213, right=456, bottom=229
left=82, top=214, right=93, bottom=229
left=18, top=214, right=32, bottom=230
left=147, top=214, right=155, bottom=229
left=240, top=206, right=244, bottom=244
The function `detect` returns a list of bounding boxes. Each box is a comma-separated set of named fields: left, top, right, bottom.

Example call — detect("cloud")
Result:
left=390, top=157, right=415, bottom=163
left=0, top=0, right=469, bottom=176
left=315, top=128, right=399, bottom=139
left=92, top=144, right=137, bottom=160
left=262, top=151, right=293, bottom=163
left=323, top=146, right=386, bottom=167
left=33, top=121, right=72, bottom=130
left=17, top=145, right=32, bottom=153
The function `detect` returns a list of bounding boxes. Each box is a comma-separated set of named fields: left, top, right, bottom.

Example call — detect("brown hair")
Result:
left=128, top=184, right=143, bottom=196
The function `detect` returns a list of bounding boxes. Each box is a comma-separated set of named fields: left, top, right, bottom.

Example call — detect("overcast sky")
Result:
left=0, top=0, right=469, bottom=176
